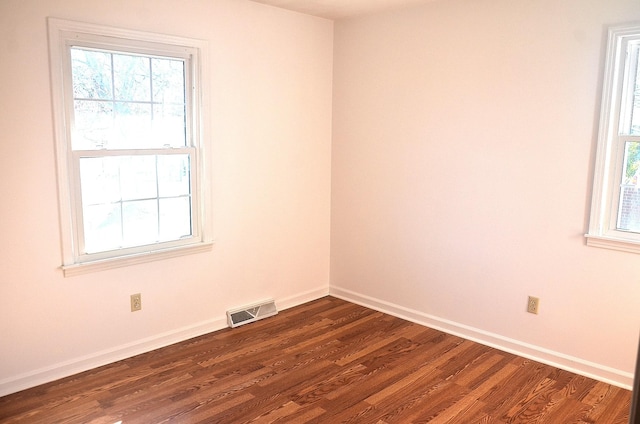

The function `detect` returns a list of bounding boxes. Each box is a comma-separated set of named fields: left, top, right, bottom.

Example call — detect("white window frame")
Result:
left=587, top=22, right=640, bottom=254
left=48, top=18, right=213, bottom=276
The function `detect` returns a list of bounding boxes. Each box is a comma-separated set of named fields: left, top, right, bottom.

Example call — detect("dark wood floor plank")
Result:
left=429, top=361, right=520, bottom=423
left=313, top=400, right=378, bottom=423
left=0, top=296, right=631, bottom=423
left=376, top=378, right=461, bottom=423
left=447, top=351, right=506, bottom=387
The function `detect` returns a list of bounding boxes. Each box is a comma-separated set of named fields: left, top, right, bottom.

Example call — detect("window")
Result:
left=587, top=23, right=640, bottom=254
left=48, top=19, right=212, bottom=275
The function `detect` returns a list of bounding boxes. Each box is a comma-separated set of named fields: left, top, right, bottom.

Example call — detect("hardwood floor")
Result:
left=0, top=296, right=631, bottom=423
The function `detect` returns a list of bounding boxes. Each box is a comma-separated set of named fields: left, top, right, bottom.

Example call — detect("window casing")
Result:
left=48, top=19, right=212, bottom=275
left=587, top=23, right=640, bottom=254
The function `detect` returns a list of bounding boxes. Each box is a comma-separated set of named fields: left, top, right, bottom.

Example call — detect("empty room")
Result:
left=1, top=0, right=639, bottom=422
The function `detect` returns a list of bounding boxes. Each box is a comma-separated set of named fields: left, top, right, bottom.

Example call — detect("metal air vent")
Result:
left=227, top=299, right=277, bottom=328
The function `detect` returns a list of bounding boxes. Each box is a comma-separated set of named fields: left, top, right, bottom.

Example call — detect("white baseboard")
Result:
left=0, top=316, right=228, bottom=398
left=6, top=285, right=625, bottom=397
left=277, top=285, right=330, bottom=311
left=329, top=285, right=634, bottom=390
left=0, top=286, right=330, bottom=398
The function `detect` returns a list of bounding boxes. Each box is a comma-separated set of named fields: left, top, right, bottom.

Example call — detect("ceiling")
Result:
left=249, top=0, right=434, bottom=20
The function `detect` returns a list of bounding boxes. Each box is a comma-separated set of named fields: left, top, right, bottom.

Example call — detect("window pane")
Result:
left=152, top=57, right=187, bottom=147
left=122, top=200, right=159, bottom=247
left=119, top=156, right=158, bottom=201
left=79, top=154, right=193, bottom=253
left=158, top=154, right=190, bottom=197
left=73, top=100, right=113, bottom=150
left=71, top=48, right=113, bottom=100
left=113, top=53, right=150, bottom=102
left=152, top=104, right=186, bottom=147
left=79, top=157, right=121, bottom=205
left=83, top=203, right=122, bottom=253
left=617, top=141, right=640, bottom=232
left=71, top=50, right=187, bottom=149
left=112, top=102, right=153, bottom=148
left=159, top=197, right=192, bottom=240
left=631, top=48, right=640, bottom=135
left=152, top=58, right=185, bottom=104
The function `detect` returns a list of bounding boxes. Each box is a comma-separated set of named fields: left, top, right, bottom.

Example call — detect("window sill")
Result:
left=585, top=234, right=640, bottom=254
left=61, top=242, right=214, bottom=277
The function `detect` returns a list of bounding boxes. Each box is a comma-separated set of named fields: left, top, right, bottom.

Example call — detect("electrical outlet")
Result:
left=131, top=293, right=142, bottom=312
left=527, top=296, right=539, bottom=314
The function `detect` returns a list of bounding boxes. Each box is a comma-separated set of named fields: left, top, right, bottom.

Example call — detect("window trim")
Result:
left=48, top=18, right=213, bottom=276
left=587, top=22, right=640, bottom=254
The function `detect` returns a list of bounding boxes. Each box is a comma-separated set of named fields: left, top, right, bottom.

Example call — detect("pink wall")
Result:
left=330, top=0, right=640, bottom=388
left=2, top=0, right=639, bottom=396
left=0, top=0, right=332, bottom=395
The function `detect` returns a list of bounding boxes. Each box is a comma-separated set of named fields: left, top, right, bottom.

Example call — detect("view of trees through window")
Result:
left=70, top=47, right=192, bottom=254
left=71, top=48, right=187, bottom=149
left=617, top=42, right=640, bottom=232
